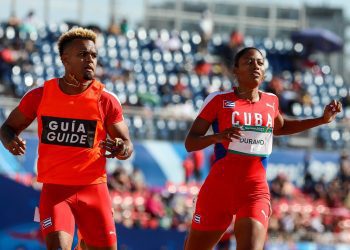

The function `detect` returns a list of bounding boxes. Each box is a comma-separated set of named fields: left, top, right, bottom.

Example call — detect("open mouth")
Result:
left=85, top=66, right=94, bottom=72
left=252, top=72, right=260, bottom=77
left=84, top=65, right=94, bottom=72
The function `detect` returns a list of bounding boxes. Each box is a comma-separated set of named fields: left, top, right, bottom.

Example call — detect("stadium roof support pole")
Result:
left=109, top=0, right=116, bottom=22
left=175, top=0, right=182, bottom=31
left=44, top=0, right=49, bottom=24
left=10, top=0, right=16, bottom=17
left=144, top=0, right=149, bottom=28
left=78, top=0, right=83, bottom=24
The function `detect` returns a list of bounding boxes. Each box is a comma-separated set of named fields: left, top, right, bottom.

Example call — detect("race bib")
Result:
left=228, top=125, right=273, bottom=156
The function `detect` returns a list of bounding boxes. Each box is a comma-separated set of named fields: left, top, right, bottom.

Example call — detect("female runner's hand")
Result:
left=213, top=126, right=244, bottom=143
left=323, top=100, right=342, bottom=123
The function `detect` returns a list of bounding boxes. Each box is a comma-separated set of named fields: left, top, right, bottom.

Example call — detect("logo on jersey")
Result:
left=223, top=100, right=235, bottom=108
left=42, top=217, right=52, bottom=229
left=261, top=210, right=268, bottom=221
left=41, top=116, right=97, bottom=148
left=266, top=103, right=275, bottom=111
left=194, top=214, right=201, bottom=224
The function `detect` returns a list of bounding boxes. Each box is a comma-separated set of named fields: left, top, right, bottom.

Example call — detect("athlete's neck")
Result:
left=59, top=76, right=93, bottom=95
left=236, top=87, right=260, bottom=103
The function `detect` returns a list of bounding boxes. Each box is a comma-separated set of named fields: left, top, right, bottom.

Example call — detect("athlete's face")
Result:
left=61, top=39, right=97, bottom=81
left=234, top=49, right=265, bottom=89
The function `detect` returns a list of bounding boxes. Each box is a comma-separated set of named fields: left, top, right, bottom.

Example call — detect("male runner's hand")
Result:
left=4, top=136, right=26, bottom=156
left=99, top=138, right=127, bottom=158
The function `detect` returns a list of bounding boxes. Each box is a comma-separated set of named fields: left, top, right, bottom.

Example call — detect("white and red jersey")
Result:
left=198, top=87, right=280, bottom=161
left=192, top=88, right=279, bottom=231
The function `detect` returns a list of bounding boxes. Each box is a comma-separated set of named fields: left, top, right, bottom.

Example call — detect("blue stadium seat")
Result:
left=291, top=102, right=302, bottom=116
left=163, top=51, right=173, bottom=63
left=155, top=119, right=169, bottom=140
left=312, top=105, right=323, bottom=117
left=5, top=26, right=16, bottom=40
left=137, top=27, right=147, bottom=41
left=157, top=73, right=167, bottom=86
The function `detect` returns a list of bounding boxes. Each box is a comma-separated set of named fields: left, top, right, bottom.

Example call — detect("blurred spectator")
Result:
left=280, top=211, right=295, bottom=233
left=159, top=80, right=173, bottom=106
left=341, top=92, right=350, bottom=108
left=266, top=76, right=299, bottom=115
left=120, top=18, right=128, bottom=35
left=194, top=58, right=212, bottom=75
left=339, top=151, right=350, bottom=182
left=167, top=31, right=182, bottom=52
left=313, top=175, right=328, bottom=200
left=182, top=150, right=204, bottom=183
left=107, top=16, right=120, bottom=35
left=270, top=173, right=295, bottom=199
left=130, top=168, right=146, bottom=192
left=173, top=74, right=192, bottom=102
left=7, top=13, right=21, bottom=28
left=155, top=33, right=166, bottom=51
left=215, top=30, right=244, bottom=70
left=303, top=172, right=318, bottom=199
left=183, top=155, right=194, bottom=183
left=266, top=76, right=284, bottom=96
left=325, top=178, right=344, bottom=208
left=108, top=167, right=132, bottom=192
left=146, top=192, right=165, bottom=227
left=19, top=10, right=37, bottom=34
left=169, top=194, right=191, bottom=231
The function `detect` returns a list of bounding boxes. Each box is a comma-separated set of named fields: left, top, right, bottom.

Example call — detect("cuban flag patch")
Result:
left=42, top=217, right=52, bottom=229
left=223, top=100, right=235, bottom=108
left=194, top=214, right=201, bottom=224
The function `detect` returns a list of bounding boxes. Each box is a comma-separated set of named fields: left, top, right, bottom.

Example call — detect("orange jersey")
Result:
left=36, top=79, right=107, bottom=185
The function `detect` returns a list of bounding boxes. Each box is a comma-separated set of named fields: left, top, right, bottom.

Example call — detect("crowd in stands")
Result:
left=0, top=12, right=349, bottom=148
left=269, top=153, right=350, bottom=245
left=108, top=166, right=194, bottom=232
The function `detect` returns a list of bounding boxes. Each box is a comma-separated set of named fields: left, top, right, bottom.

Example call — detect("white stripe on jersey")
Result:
left=102, top=88, right=124, bottom=120
left=198, top=90, right=234, bottom=114
left=102, top=88, right=121, bottom=105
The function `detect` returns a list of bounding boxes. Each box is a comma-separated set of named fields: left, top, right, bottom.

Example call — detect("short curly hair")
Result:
left=57, top=27, right=97, bottom=56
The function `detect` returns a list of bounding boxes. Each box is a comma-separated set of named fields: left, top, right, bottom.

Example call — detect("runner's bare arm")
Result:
left=0, top=107, right=34, bottom=155
left=185, top=117, right=243, bottom=152
left=274, top=100, right=342, bottom=136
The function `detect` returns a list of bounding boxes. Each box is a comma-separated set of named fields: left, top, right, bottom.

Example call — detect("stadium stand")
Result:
left=0, top=21, right=349, bottom=149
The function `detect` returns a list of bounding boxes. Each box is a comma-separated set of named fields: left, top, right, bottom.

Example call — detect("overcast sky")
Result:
left=1, top=0, right=349, bottom=29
